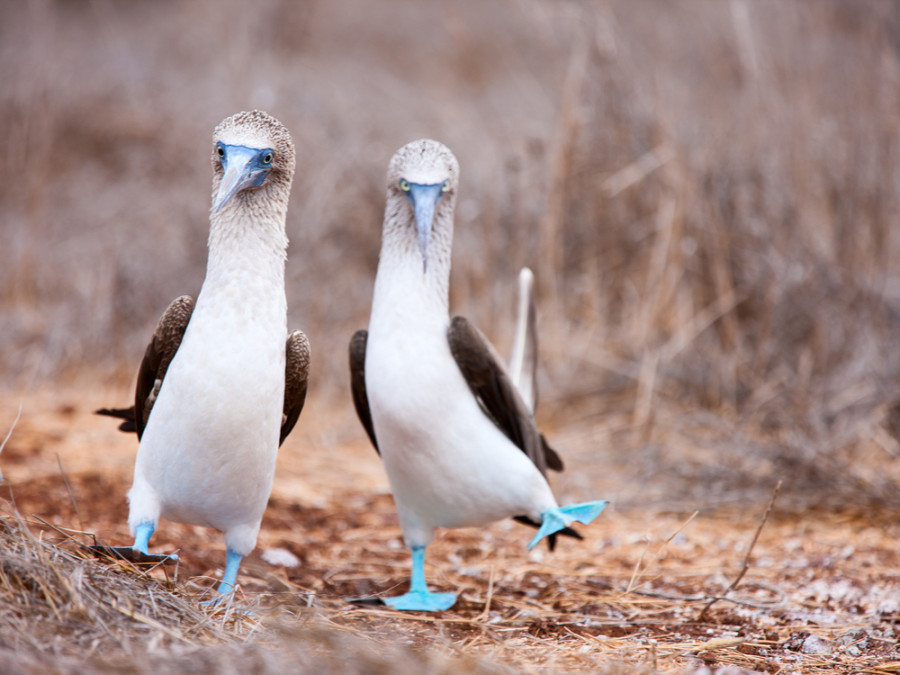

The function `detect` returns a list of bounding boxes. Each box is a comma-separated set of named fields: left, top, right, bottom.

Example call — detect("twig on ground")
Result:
left=625, top=510, right=699, bottom=594
left=698, top=480, right=782, bottom=620
left=630, top=586, right=784, bottom=610
left=477, top=564, right=495, bottom=622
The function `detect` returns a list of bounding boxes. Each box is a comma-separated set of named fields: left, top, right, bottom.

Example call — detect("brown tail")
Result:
left=513, top=515, right=584, bottom=552
left=95, top=407, right=137, bottom=434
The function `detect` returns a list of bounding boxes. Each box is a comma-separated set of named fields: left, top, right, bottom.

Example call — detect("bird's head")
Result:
left=387, top=139, right=460, bottom=273
left=210, top=110, right=295, bottom=214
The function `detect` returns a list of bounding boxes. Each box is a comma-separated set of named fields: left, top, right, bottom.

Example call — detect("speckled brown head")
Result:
left=385, top=139, right=460, bottom=272
left=210, top=110, right=295, bottom=215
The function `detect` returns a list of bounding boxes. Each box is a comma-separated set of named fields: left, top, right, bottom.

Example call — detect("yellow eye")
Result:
left=263, top=152, right=274, bottom=164
left=399, top=179, right=410, bottom=192
left=441, top=180, right=450, bottom=193
left=216, top=146, right=225, bottom=158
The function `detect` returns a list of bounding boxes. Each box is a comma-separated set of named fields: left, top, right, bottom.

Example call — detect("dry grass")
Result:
left=1, top=392, right=899, bottom=673
left=0, top=502, right=514, bottom=675
left=3, top=1, right=900, bottom=513
left=2, top=0, right=900, bottom=671
left=2, top=471, right=900, bottom=674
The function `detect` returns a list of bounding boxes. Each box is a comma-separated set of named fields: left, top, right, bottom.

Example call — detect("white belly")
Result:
left=131, top=285, right=285, bottom=539
left=366, top=312, right=556, bottom=548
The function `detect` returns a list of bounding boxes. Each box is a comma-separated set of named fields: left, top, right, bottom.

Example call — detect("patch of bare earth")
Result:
left=0, top=389, right=898, bottom=673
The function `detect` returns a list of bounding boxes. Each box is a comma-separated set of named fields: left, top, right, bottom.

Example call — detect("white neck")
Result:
left=371, top=195, right=455, bottom=325
left=204, top=201, right=288, bottom=291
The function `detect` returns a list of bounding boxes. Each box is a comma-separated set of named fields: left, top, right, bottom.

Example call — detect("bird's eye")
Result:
left=263, top=152, right=274, bottom=165
left=216, top=146, right=225, bottom=158
left=441, top=180, right=450, bottom=193
left=399, top=179, right=410, bottom=192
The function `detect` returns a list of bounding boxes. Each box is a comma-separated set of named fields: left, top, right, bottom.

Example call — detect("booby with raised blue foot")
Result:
left=96, top=111, right=310, bottom=597
left=349, top=139, right=607, bottom=612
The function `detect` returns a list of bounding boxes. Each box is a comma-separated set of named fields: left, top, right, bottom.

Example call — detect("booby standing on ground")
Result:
left=97, top=110, right=310, bottom=596
left=349, top=139, right=607, bottom=611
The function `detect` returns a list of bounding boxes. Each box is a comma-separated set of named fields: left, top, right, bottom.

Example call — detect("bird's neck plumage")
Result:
left=204, top=195, right=289, bottom=292
left=371, top=198, right=454, bottom=324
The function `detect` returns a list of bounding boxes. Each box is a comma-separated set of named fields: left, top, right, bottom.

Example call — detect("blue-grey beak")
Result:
left=407, top=182, right=445, bottom=272
left=212, top=145, right=273, bottom=213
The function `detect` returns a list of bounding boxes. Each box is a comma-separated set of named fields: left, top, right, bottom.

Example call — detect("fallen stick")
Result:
left=698, top=480, right=782, bottom=620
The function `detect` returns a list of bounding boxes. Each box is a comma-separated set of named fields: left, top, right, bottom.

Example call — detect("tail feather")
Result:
left=513, top=515, right=583, bottom=551
left=526, top=500, right=608, bottom=551
left=95, top=407, right=137, bottom=434
left=508, top=267, right=537, bottom=413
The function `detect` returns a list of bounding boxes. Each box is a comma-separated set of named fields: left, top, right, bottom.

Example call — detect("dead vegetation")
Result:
left=3, top=0, right=900, bottom=509
left=2, top=0, right=900, bottom=672
left=0, top=499, right=514, bottom=675
left=0, top=448, right=899, bottom=674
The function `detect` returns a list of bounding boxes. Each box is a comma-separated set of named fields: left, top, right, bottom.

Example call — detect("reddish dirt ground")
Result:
left=1, top=388, right=899, bottom=672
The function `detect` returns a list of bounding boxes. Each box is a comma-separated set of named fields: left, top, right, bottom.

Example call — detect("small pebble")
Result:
left=800, top=635, right=831, bottom=655
left=261, top=547, right=300, bottom=568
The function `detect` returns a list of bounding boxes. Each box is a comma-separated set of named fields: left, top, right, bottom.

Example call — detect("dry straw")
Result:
left=0, top=503, right=515, bottom=674
left=3, top=0, right=900, bottom=673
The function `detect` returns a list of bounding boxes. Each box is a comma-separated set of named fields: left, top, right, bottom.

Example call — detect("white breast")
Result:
left=132, top=252, right=286, bottom=537
left=366, top=259, right=556, bottom=548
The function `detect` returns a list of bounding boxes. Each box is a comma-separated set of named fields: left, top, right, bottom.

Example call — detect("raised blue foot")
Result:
left=383, top=546, right=457, bottom=612
left=527, top=500, right=608, bottom=550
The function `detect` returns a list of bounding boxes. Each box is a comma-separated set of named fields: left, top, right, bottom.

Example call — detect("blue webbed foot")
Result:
left=97, top=546, right=179, bottom=565
left=527, top=500, right=608, bottom=550
left=377, top=545, right=457, bottom=612
left=383, top=590, right=457, bottom=612
left=130, top=521, right=179, bottom=562
left=90, top=521, right=178, bottom=565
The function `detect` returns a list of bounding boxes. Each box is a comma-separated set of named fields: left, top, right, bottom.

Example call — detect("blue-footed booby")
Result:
left=96, top=110, right=310, bottom=596
left=349, top=139, right=607, bottom=612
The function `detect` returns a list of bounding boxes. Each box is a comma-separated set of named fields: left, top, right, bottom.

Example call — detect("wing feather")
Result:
left=132, top=296, right=195, bottom=438
left=447, top=316, right=563, bottom=475
left=280, top=329, right=311, bottom=445
left=349, top=329, right=379, bottom=454
left=448, top=315, right=566, bottom=551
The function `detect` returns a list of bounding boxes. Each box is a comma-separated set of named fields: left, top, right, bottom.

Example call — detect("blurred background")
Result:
left=2, top=0, right=900, bottom=511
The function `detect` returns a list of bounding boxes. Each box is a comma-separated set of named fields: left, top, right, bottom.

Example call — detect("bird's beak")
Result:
left=212, top=145, right=271, bottom=213
left=407, top=183, right=446, bottom=273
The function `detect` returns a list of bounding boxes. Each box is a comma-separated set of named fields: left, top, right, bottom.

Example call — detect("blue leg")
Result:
left=201, top=548, right=246, bottom=606
left=216, top=548, right=243, bottom=595
left=133, top=522, right=155, bottom=555
left=130, top=521, right=178, bottom=562
left=527, top=500, right=609, bottom=550
left=383, top=546, right=457, bottom=611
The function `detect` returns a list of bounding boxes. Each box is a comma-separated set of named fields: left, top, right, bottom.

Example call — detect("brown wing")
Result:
left=280, top=329, right=311, bottom=445
left=447, top=316, right=563, bottom=475
left=449, top=315, right=570, bottom=551
left=133, top=296, right=195, bottom=439
left=349, top=329, right=379, bottom=454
